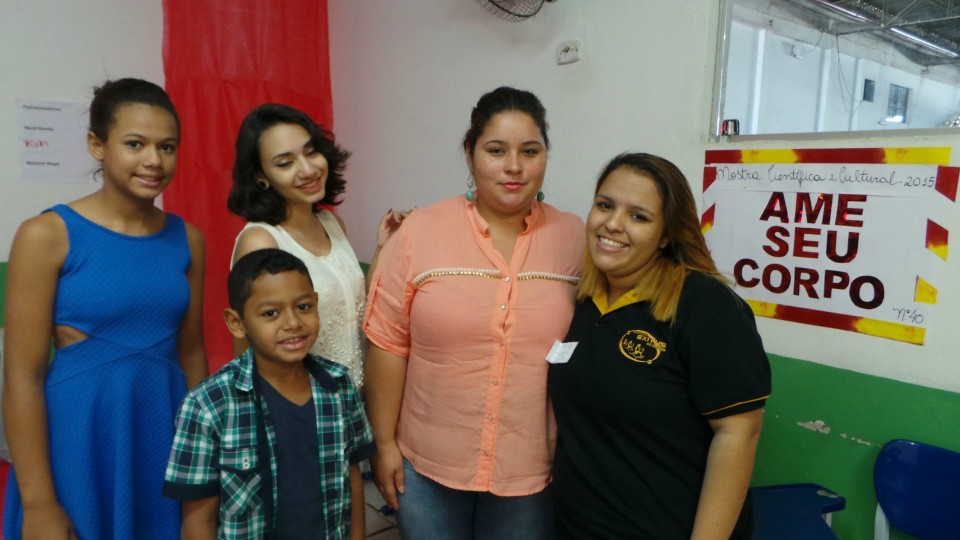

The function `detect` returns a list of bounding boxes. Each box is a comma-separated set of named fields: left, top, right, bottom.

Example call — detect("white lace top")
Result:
left=231, top=211, right=366, bottom=386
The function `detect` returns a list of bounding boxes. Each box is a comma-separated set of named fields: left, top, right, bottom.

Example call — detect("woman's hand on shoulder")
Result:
left=376, top=208, right=414, bottom=249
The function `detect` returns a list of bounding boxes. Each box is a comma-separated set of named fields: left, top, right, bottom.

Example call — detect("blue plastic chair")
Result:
left=874, top=439, right=960, bottom=540
left=750, top=483, right=846, bottom=539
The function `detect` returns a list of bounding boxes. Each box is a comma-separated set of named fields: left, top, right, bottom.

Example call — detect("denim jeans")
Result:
left=396, top=459, right=553, bottom=540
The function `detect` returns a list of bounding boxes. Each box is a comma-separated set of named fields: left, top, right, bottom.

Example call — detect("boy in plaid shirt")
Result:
left=163, top=248, right=376, bottom=539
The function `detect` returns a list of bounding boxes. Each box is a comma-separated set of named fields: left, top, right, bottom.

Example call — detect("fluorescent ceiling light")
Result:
left=889, top=27, right=959, bottom=58
left=807, top=1, right=959, bottom=58
left=809, top=0, right=874, bottom=22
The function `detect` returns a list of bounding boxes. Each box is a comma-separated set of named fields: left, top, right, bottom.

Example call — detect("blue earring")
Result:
left=536, top=191, right=545, bottom=202
left=466, top=172, right=476, bottom=202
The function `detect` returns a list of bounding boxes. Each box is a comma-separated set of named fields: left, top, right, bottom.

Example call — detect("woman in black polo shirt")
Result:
left=549, top=153, right=771, bottom=539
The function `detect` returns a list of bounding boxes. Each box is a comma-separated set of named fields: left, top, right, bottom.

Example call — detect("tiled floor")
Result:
left=364, top=479, right=401, bottom=539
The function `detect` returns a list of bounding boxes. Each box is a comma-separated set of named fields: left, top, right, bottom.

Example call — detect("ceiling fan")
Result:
left=476, top=0, right=557, bottom=22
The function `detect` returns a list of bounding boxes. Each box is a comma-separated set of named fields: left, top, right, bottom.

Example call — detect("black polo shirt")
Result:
left=549, top=272, right=771, bottom=539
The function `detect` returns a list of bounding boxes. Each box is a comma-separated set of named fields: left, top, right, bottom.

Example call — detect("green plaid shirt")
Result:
left=163, top=349, right=376, bottom=539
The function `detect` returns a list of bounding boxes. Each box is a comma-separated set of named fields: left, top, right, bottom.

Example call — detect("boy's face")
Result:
left=224, top=270, right=319, bottom=367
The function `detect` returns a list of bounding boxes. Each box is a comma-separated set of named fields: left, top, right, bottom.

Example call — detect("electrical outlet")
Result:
left=557, top=39, right=582, bottom=65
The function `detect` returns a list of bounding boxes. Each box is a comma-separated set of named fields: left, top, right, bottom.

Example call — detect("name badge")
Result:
left=545, top=339, right=578, bottom=364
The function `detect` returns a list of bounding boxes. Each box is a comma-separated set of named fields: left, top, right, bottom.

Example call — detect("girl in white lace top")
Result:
left=227, top=103, right=406, bottom=387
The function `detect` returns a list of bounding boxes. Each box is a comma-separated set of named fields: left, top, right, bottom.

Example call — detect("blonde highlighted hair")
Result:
left=579, top=153, right=727, bottom=323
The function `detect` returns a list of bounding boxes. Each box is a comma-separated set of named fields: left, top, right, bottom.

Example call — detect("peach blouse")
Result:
left=364, top=196, right=584, bottom=496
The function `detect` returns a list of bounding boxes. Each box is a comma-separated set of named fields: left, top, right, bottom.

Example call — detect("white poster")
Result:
left=702, top=148, right=957, bottom=345
left=16, top=99, right=93, bottom=183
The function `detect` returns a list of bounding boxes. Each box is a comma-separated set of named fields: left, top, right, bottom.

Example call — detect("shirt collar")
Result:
left=464, top=196, right=543, bottom=236
left=307, top=355, right=348, bottom=390
left=591, top=288, right=645, bottom=316
left=233, top=348, right=348, bottom=392
left=234, top=348, right=257, bottom=392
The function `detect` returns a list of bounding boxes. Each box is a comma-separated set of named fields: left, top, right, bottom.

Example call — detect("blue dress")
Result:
left=4, top=205, right=191, bottom=539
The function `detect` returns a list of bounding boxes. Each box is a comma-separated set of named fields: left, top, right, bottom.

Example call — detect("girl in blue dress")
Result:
left=3, top=78, right=208, bottom=539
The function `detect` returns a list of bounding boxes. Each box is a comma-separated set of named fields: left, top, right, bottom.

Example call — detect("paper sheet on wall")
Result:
left=16, top=99, right=93, bottom=183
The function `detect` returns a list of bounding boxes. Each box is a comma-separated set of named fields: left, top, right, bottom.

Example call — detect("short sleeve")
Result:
left=362, top=220, right=416, bottom=358
left=676, top=274, right=771, bottom=419
left=162, top=392, right=221, bottom=500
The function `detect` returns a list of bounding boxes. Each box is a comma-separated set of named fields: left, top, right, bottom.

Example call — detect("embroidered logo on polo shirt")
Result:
left=619, top=330, right=666, bottom=365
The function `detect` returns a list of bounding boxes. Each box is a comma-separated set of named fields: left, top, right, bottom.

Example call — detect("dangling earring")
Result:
left=536, top=191, right=545, bottom=202
left=256, top=178, right=270, bottom=191
left=465, top=172, right=476, bottom=202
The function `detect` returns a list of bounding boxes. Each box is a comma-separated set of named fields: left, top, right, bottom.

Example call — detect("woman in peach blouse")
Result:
left=363, top=87, right=583, bottom=540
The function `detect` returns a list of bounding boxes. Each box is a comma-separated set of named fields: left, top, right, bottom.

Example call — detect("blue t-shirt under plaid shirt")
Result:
left=163, top=350, right=376, bottom=539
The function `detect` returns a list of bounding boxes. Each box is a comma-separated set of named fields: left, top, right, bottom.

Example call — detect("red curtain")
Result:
left=162, top=0, right=334, bottom=371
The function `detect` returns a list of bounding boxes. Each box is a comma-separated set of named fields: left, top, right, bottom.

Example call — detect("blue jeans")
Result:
left=396, top=459, right=553, bottom=540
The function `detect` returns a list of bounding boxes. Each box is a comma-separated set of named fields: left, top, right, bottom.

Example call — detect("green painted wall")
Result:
left=754, top=354, right=960, bottom=539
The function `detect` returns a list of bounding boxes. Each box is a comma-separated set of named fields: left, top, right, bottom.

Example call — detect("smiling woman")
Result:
left=586, top=167, right=670, bottom=303
left=227, top=103, right=406, bottom=389
left=3, top=78, right=208, bottom=540
left=550, top=152, right=771, bottom=539
left=88, top=103, right=179, bottom=199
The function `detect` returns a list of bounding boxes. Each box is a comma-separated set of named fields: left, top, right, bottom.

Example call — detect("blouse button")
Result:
left=491, top=379, right=498, bottom=385
left=500, top=304, right=507, bottom=310
left=486, top=415, right=494, bottom=422
left=505, top=276, right=511, bottom=282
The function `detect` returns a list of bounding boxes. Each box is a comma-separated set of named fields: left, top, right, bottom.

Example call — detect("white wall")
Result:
left=328, top=0, right=718, bottom=264
left=0, top=0, right=166, bottom=257
left=328, top=0, right=960, bottom=393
